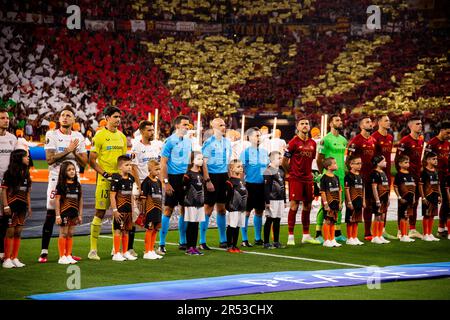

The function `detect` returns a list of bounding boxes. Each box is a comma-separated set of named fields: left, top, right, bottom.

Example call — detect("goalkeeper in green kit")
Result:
left=315, top=115, right=348, bottom=243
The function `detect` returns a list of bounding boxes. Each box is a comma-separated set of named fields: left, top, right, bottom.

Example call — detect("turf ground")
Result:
left=1, top=222, right=449, bottom=300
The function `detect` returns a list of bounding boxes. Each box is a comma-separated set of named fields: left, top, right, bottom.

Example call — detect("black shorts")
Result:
left=345, top=207, right=363, bottom=223
left=245, top=182, right=265, bottom=212
left=60, top=211, right=79, bottom=227
left=113, top=212, right=133, bottom=231
left=7, top=211, right=27, bottom=227
left=205, top=173, right=228, bottom=206
left=397, top=201, right=414, bottom=219
left=145, top=209, right=162, bottom=229
left=165, top=174, right=185, bottom=208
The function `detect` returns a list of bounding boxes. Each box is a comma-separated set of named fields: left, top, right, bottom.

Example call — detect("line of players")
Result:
left=0, top=107, right=449, bottom=267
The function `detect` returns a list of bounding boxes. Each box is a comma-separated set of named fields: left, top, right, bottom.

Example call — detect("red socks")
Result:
left=150, top=230, right=158, bottom=250
left=288, top=209, right=297, bottom=235
left=353, top=223, right=359, bottom=239
left=346, top=224, right=352, bottom=239
left=114, top=234, right=121, bottom=254
left=145, top=230, right=151, bottom=253
left=330, top=224, right=335, bottom=241
left=4, top=237, right=12, bottom=260
left=372, top=221, right=384, bottom=237
left=58, top=237, right=66, bottom=257
left=323, top=224, right=330, bottom=241
left=144, top=229, right=158, bottom=253
left=66, top=238, right=73, bottom=256
left=399, top=219, right=408, bottom=236
left=423, top=217, right=434, bottom=235
left=121, top=235, right=129, bottom=254
left=301, top=210, right=311, bottom=234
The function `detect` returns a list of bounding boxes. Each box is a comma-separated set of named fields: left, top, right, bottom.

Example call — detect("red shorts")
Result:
left=289, top=179, right=313, bottom=202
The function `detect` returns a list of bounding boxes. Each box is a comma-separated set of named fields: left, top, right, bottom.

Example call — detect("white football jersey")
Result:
left=231, top=140, right=251, bottom=160
left=0, top=132, right=17, bottom=181
left=131, top=139, right=161, bottom=181
left=44, top=129, right=86, bottom=178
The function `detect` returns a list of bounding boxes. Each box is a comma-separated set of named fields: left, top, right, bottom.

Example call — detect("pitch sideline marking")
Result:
left=99, top=235, right=368, bottom=268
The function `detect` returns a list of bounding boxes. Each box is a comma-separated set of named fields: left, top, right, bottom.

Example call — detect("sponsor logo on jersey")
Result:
left=106, top=145, right=124, bottom=151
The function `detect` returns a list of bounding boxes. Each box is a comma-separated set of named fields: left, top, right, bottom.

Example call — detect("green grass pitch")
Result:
left=1, top=222, right=449, bottom=300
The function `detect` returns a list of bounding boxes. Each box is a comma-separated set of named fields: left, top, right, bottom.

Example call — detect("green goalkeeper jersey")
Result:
left=318, top=132, right=347, bottom=185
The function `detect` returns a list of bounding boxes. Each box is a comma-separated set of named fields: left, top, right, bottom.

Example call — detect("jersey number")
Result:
left=101, top=190, right=109, bottom=199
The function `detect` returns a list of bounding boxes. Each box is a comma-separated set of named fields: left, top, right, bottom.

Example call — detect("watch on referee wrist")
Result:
left=205, top=178, right=211, bottom=183
left=163, top=178, right=169, bottom=184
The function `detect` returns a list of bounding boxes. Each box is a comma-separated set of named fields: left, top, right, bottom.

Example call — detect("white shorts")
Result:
left=265, top=200, right=284, bottom=219
left=184, top=207, right=205, bottom=222
left=227, top=211, right=245, bottom=228
left=46, top=176, right=58, bottom=210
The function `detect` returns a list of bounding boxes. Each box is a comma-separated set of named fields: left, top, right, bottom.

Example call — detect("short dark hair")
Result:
left=396, top=154, right=409, bottom=164
left=117, top=155, right=131, bottom=166
left=298, top=117, right=310, bottom=123
left=346, top=154, right=361, bottom=168
left=424, top=151, right=437, bottom=161
left=329, top=114, right=341, bottom=125
left=407, top=116, right=421, bottom=124
left=139, top=120, right=154, bottom=131
left=438, top=120, right=450, bottom=131
left=371, top=155, right=385, bottom=167
left=173, top=115, right=190, bottom=126
left=377, top=114, right=389, bottom=121
left=323, top=157, right=335, bottom=169
left=358, top=115, right=371, bottom=125
left=103, top=106, right=121, bottom=117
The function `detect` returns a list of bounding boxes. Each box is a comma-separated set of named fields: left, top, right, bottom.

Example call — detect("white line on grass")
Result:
left=99, top=235, right=368, bottom=268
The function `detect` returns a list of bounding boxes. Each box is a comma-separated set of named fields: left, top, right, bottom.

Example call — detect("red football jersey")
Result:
left=371, top=131, right=394, bottom=179
left=347, top=133, right=376, bottom=183
left=395, top=134, right=424, bottom=179
left=285, top=135, right=316, bottom=182
left=426, top=136, right=449, bottom=182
